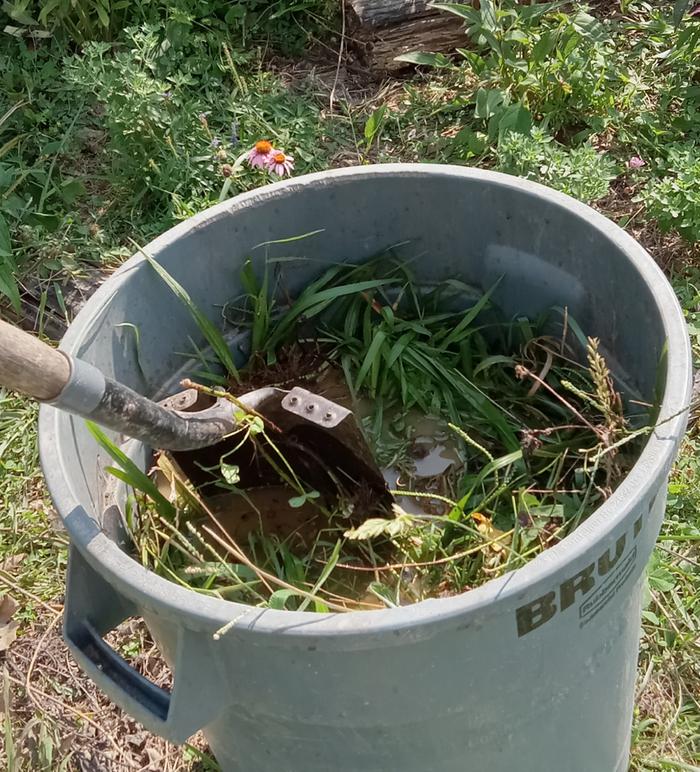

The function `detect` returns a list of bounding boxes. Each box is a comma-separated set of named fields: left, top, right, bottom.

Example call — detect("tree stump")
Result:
left=347, top=1, right=468, bottom=76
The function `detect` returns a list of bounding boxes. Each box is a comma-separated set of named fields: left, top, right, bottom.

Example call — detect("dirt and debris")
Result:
left=2, top=616, right=212, bottom=770
left=594, top=176, right=700, bottom=272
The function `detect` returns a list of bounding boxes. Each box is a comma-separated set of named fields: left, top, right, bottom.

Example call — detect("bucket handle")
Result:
left=66, top=618, right=171, bottom=722
left=63, top=544, right=211, bottom=743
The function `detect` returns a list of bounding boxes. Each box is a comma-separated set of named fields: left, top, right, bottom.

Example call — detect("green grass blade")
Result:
left=266, top=278, right=395, bottom=349
left=87, top=421, right=175, bottom=517
left=141, top=250, right=239, bottom=381
left=354, top=328, right=387, bottom=395
left=114, top=322, right=146, bottom=379
left=0, top=262, right=21, bottom=314
left=385, top=331, right=415, bottom=369
left=472, top=354, right=515, bottom=378
left=252, top=229, right=325, bottom=249
left=268, top=588, right=303, bottom=609
left=435, top=277, right=501, bottom=350
left=240, top=258, right=270, bottom=354
left=297, top=540, right=342, bottom=612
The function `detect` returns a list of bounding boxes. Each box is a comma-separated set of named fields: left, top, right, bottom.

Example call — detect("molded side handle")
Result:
left=63, top=545, right=175, bottom=736
left=68, top=619, right=171, bottom=722
left=63, top=545, right=228, bottom=743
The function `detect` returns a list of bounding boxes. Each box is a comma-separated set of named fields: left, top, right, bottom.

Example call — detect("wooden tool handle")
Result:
left=0, top=318, right=71, bottom=401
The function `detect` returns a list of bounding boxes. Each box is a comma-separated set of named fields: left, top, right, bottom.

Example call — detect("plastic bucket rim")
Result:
left=39, top=163, right=692, bottom=634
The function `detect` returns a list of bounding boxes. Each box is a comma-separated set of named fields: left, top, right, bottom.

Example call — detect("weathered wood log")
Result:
left=350, top=0, right=534, bottom=25
left=350, top=0, right=440, bottom=27
left=347, top=1, right=546, bottom=76
left=348, top=1, right=468, bottom=75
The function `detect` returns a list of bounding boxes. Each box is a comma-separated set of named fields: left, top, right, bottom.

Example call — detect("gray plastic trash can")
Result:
left=39, top=165, right=692, bottom=772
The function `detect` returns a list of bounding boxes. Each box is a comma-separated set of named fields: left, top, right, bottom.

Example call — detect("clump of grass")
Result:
left=95, top=253, right=650, bottom=612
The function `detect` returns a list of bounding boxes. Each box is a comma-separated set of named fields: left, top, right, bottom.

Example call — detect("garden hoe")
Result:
left=0, top=318, right=390, bottom=503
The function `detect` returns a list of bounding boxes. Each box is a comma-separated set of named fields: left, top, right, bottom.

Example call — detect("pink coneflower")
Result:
left=267, top=150, right=295, bottom=176
left=247, top=140, right=274, bottom=169
left=627, top=156, right=646, bottom=170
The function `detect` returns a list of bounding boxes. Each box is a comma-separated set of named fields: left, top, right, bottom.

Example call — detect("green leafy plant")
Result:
left=0, top=213, right=19, bottom=312
left=496, top=127, right=618, bottom=202
left=63, top=25, right=348, bottom=223
left=1, top=0, right=146, bottom=42
left=640, top=144, right=700, bottom=242
left=399, top=1, right=636, bottom=133
left=0, top=59, right=95, bottom=311
left=391, top=3, right=699, bottom=176
left=1, top=0, right=336, bottom=50
left=63, top=33, right=222, bottom=217
left=0, top=101, right=24, bottom=311
left=364, top=105, right=388, bottom=152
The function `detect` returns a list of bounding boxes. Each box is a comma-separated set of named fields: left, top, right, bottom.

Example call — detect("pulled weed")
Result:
left=96, top=253, right=650, bottom=612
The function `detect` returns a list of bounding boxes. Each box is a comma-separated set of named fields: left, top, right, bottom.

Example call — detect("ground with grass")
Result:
left=1, top=0, right=700, bottom=769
